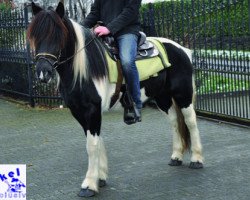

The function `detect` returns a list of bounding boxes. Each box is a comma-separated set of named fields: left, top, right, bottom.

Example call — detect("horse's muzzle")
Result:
left=37, top=71, right=51, bottom=83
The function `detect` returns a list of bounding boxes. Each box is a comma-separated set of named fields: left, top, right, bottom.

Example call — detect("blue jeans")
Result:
left=117, top=34, right=142, bottom=109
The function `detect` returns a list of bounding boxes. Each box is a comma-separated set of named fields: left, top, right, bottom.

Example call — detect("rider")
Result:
left=83, top=0, right=142, bottom=124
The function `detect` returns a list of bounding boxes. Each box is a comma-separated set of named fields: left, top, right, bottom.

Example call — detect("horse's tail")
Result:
left=172, top=100, right=191, bottom=151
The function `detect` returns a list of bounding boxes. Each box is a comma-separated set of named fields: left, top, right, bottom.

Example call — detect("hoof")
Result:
left=168, top=159, right=183, bottom=166
left=78, top=188, right=95, bottom=197
left=99, top=179, right=107, bottom=187
left=189, top=161, right=203, bottom=169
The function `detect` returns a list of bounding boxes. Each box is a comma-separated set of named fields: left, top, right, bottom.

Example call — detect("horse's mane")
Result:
left=67, top=20, right=108, bottom=87
left=27, top=9, right=68, bottom=50
left=27, top=9, right=108, bottom=88
left=68, top=19, right=88, bottom=86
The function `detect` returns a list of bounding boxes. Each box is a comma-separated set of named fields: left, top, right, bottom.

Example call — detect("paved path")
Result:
left=0, top=99, right=249, bottom=200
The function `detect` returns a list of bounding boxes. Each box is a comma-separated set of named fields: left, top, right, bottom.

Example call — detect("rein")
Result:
left=57, top=35, right=96, bottom=67
left=35, top=33, right=96, bottom=69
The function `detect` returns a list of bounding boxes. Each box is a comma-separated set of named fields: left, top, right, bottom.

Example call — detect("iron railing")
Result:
left=141, top=0, right=249, bottom=125
left=0, top=1, right=249, bottom=125
left=0, top=6, right=62, bottom=107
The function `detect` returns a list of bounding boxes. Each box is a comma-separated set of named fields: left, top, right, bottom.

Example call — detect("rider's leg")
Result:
left=117, top=33, right=142, bottom=122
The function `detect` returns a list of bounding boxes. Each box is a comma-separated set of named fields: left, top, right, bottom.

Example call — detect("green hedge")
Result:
left=195, top=70, right=250, bottom=94
left=140, top=0, right=249, bottom=38
left=0, top=3, right=13, bottom=48
left=0, top=2, right=11, bottom=11
left=0, top=6, right=26, bottom=50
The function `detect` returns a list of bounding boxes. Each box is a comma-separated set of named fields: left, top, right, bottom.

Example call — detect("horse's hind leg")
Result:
left=181, top=104, right=203, bottom=168
left=172, top=78, right=203, bottom=169
left=155, top=92, right=184, bottom=166
left=167, top=105, right=185, bottom=166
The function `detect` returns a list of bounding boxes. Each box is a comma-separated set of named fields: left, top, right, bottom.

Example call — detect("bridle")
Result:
left=35, top=52, right=61, bottom=69
left=34, top=34, right=96, bottom=70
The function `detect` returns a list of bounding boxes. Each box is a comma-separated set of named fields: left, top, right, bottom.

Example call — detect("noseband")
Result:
left=35, top=53, right=60, bottom=69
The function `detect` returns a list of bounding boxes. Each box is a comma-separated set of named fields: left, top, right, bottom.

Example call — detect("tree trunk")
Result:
left=69, top=0, right=73, bottom=18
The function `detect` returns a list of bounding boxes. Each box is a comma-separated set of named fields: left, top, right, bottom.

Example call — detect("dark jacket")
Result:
left=83, top=0, right=142, bottom=38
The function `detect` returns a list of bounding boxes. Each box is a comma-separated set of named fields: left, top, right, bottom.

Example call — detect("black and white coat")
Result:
left=28, top=2, right=203, bottom=197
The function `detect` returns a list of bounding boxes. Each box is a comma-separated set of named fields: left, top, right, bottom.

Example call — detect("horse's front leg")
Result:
left=79, top=131, right=101, bottom=197
left=98, top=136, right=108, bottom=187
left=81, top=132, right=108, bottom=195
left=71, top=106, right=108, bottom=197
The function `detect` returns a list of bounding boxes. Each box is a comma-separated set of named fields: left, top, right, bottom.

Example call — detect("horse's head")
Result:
left=27, top=2, right=68, bottom=83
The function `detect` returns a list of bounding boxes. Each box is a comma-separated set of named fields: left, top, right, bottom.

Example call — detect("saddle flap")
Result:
left=136, top=45, right=159, bottom=59
left=138, top=40, right=154, bottom=51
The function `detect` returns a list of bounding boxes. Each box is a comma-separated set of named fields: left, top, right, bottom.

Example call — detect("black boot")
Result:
left=122, top=86, right=142, bottom=125
left=123, top=105, right=141, bottom=125
left=124, top=106, right=137, bottom=125
left=122, top=90, right=139, bottom=125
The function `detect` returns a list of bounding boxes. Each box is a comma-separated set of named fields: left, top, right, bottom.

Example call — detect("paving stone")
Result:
left=0, top=99, right=250, bottom=200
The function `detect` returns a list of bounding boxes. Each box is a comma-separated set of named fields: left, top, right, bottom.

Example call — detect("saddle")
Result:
left=101, top=34, right=171, bottom=111
left=101, top=32, right=159, bottom=61
left=94, top=26, right=171, bottom=124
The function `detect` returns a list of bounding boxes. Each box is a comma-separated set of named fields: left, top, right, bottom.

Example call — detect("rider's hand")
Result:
left=94, top=26, right=110, bottom=37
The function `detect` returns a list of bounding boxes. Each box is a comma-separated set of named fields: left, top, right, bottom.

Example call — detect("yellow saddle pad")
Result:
left=106, top=38, right=171, bottom=83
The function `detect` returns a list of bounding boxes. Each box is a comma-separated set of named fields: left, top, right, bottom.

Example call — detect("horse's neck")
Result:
left=56, top=62, right=74, bottom=89
left=56, top=32, right=77, bottom=89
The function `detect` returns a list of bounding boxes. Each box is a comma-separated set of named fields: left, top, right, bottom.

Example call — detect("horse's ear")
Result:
left=56, top=2, right=65, bottom=18
left=31, top=2, right=42, bottom=15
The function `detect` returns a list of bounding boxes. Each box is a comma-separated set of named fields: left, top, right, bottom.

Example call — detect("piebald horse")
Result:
left=28, top=2, right=203, bottom=197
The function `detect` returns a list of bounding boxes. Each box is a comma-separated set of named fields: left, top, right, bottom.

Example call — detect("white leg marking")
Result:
left=181, top=104, right=203, bottom=162
left=39, top=71, right=44, bottom=79
left=98, top=137, right=108, bottom=181
left=167, top=106, right=184, bottom=160
left=81, top=131, right=100, bottom=192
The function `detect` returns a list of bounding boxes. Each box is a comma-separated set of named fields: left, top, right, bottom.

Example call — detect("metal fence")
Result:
left=141, top=0, right=249, bottom=126
left=0, top=6, right=62, bottom=106
left=0, top=1, right=249, bottom=125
